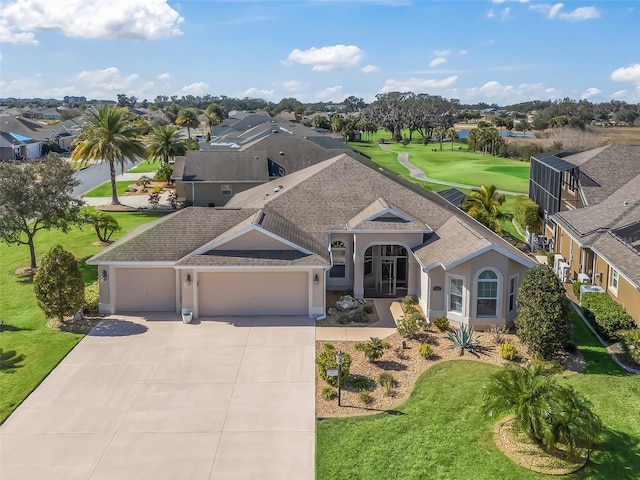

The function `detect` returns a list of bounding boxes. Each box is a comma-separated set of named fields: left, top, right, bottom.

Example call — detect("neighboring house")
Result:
left=437, top=188, right=466, bottom=208
left=529, top=145, right=640, bottom=325
left=89, top=153, right=534, bottom=328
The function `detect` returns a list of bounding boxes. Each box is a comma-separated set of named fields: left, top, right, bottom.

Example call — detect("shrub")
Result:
left=351, top=376, right=373, bottom=392
left=359, top=391, right=374, bottom=405
left=617, top=329, right=640, bottom=364
left=572, top=282, right=588, bottom=299
left=397, top=313, right=421, bottom=339
left=354, top=337, right=390, bottom=362
left=514, top=196, right=541, bottom=232
left=500, top=343, right=518, bottom=361
left=433, top=316, right=450, bottom=331
left=402, top=303, right=418, bottom=315
left=515, top=265, right=572, bottom=358
left=352, top=309, right=369, bottom=323
left=419, top=343, right=434, bottom=359
left=154, top=163, right=173, bottom=183
left=136, top=175, right=153, bottom=191
left=402, top=295, right=416, bottom=306
left=378, top=372, right=395, bottom=396
left=489, top=325, right=509, bottom=344
left=321, top=386, right=336, bottom=400
left=446, top=325, right=482, bottom=356
left=315, top=343, right=352, bottom=386
left=363, top=303, right=374, bottom=314
left=546, top=251, right=559, bottom=268
left=83, top=282, right=100, bottom=313
left=152, top=185, right=164, bottom=194
left=581, top=292, right=634, bottom=341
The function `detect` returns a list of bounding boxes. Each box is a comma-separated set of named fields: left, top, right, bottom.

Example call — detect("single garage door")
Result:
left=115, top=268, right=176, bottom=312
left=199, top=271, right=309, bottom=316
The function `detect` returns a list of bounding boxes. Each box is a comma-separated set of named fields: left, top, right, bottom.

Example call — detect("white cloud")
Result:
left=240, top=87, right=276, bottom=98
left=530, top=3, right=600, bottom=22
left=286, top=44, right=364, bottom=72
left=487, top=8, right=495, bottom=18
left=433, top=49, right=451, bottom=57
left=176, top=82, right=209, bottom=96
left=493, top=0, right=529, bottom=3
left=611, top=64, right=640, bottom=85
left=611, top=90, right=628, bottom=99
left=501, top=7, right=512, bottom=20
left=450, top=81, right=563, bottom=103
left=315, top=85, right=343, bottom=102
left=380, top=76, right=458, bottom=93
left=428, top=57, right=447, bottom=67
left=581, top=87, right=601, bottom=99
left=0, top=0, right=183, bottom=44
left=157, top=73, right=170, bottom=80
left=282, top=80, right=307, bottom=92
left=74, top=67, right=139, bottom=91
left=459, top=50, right=468, bottom=56
left=361, top=64, right=380, bottom=73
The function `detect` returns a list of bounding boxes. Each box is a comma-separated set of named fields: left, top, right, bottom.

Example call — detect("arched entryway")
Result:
left=363, top=245, right=408, bottom=297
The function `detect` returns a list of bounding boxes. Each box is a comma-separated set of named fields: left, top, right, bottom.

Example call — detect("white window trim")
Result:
left=221, top=184, right=233, bottom=196
left=446, top=273, right=465, bottom=318
left=329, top=240, right=347, bottom=279
left=473, top=267, right=503, bottom=319
left=609, top=267, right=619, bottom=297
left=508, top=274, right=518, bottom=313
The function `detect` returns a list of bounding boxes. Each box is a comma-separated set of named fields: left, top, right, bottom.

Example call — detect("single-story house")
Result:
left=89, top=153, right=535, bottom=328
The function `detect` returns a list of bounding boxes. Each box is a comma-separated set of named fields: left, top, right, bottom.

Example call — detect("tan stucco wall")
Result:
left=617, top=276, right=640, bottom=327
left=217, top=229, right=295, bottom=250
left=189, top=182, right=263, bottom=207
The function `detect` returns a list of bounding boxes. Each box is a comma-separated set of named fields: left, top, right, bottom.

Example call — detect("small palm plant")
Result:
left=446, top=325, right=482, bottom=356
left=354, top=337, right=391, bottom=362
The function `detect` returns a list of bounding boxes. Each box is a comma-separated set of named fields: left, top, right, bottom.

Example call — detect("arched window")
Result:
left=476, top=270, right=498, bottom=317
left=330, top=241, right=346, bottom=278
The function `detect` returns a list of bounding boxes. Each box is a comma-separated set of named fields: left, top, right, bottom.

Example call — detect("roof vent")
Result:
left=254, top=156, right=259, bottom=160
left=279, top=151, right=284, bottom=155
left=272, top=129, right=278, bottom=133
left=623, top=201, right=629, bottom=206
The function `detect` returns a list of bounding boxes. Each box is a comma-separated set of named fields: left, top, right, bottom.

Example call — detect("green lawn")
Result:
left=128, top=159, right=161, bottom=174
left=317, top=357, right=639, bottom=480
left=0, top=209, right=168, bottom=423
left=83, top=180, right=136, bottom=197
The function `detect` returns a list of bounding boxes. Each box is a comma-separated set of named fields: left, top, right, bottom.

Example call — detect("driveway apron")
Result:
left=0, top=314, right=316, bottom=480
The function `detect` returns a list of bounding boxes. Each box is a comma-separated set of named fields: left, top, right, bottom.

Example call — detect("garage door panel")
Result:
left=115, top=268, right=176, bottom=312
left=199, top=272, right=308, bottom=316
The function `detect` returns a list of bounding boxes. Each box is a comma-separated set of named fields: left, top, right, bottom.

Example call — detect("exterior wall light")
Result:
left=185, top=274, right=192, bottom=286
left=313, top=273, right=320, bottom=284
left=100, top=269, right=108, bottom=283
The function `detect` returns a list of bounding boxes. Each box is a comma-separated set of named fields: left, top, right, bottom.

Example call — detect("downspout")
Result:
left=191, top=183, right=195, bottom=205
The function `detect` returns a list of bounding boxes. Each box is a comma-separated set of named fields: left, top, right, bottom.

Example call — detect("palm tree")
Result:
left=354, top=337, right=390, bottom=362
left=446, top=127, right=458, bottom=150
left=434, top=126, right=446, bottom=151
left=467, top=127, right=480, bottom=152
left=482, top=362, right=601, bottom=456
left=147, top=125, right=186, bottom=164
left=72, top=105, right=145, bottom=205
left=176, top=107, right=200, bottom=138
left=204, top=103, right=225, bottom=130
left=461, top=184, right=506, bottom=233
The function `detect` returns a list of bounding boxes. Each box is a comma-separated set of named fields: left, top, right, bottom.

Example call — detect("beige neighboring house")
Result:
left=89, top=153, right=534, bottom=327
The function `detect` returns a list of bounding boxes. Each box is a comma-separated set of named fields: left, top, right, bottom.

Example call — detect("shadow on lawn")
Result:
left=586, top=428, right=640, bottom=479
left=0, top=348, right=26, bottom=372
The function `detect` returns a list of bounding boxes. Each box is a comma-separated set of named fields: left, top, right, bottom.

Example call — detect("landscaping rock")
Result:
left=328, top=307, right=338, bottom=316
left=336, top=295, right=358, bottom=311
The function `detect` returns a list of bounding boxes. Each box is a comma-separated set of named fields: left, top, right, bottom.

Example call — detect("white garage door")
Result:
left=115, top=268, right=176, bottom=312
left=198, top=271, right=309, bottom=316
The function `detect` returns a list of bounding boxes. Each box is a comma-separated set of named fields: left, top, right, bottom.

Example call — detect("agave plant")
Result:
left=446, top=325, right=482, bottom=356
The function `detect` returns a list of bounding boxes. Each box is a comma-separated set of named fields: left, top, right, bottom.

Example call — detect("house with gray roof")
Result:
left=530, top=145, right=640, bottom=325
left=89, top=153, right=534, bottom=327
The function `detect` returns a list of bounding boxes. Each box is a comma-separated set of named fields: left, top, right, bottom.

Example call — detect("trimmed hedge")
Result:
left=572, top=282, right=588, bottom=299
left=514, top=195, right=541, bottom=232
left=580, top=292, right=634, bottom=341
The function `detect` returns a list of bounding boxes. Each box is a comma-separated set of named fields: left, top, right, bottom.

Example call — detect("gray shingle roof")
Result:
left=180, top=151, right=269, bottom=183
left=177, top=250, right=326, bottom=267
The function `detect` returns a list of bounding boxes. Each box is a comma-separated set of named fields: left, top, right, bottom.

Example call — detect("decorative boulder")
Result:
left=336, top=295, right=358, bottom=311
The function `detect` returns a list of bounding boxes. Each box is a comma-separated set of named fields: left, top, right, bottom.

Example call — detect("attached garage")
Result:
left=198, top=271, right=309, bottom=316
left=115, top=268, right=176, bottom=312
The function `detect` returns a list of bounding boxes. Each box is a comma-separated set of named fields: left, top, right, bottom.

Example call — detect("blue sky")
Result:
left=1, top=0, right=639, bottom=105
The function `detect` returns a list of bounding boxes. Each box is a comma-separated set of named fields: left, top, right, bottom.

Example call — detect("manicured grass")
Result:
left=317, top=357, right=640, bottom=479
left=569, top=308, right=623, bottom=376
left=128, top=159, right=160, bottom=173
left=83, top=180, right=136, bottom=197
left=0, top=209, right=168, bottom=423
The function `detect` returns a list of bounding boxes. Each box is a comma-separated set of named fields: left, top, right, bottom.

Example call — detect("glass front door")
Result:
left=378, top=258, right=397, bottom=296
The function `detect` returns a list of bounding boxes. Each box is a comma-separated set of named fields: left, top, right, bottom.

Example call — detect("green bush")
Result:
left=514, top=196, right=541, bottom=232
left=402, top=303, right=418, bottom=315
left=354, top=337, right=390, bottom=362
left=154, top=163, right=173, bottom=183
left=617, top=329, right=640, bottom=364
left=352, top=309, right=369, bottom=323
left=363, top=303, right=374, bottom=314
left=402, top=295, right=416, bottom=306
left=419, top=343, right=434, bottom=359
left=396, top=313, right=422, bottom=339
left=315, top=343, right=352, bottom=386
left=83, top=282, right=100, bottom=313
left=378, top=372, right=395, bottom=396
left=359, top=391, right=374, bottom=405
left=581, top=292, right=635, bottom=341
left=351, top=376, right=373, bottom=392
left=433, top=316, right=450, bottom=331
left=321, top=386, right=336, bottom=400
left=499, top=343, right=518, bottom=361
left=573, top=282, right=588, bottom=299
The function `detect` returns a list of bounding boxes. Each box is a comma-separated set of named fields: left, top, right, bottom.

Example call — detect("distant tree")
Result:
left=72, top=105, right=145, bottom=205
left=434, top=125, right=446, bottom=150
left=515, top=264, right=572, bottom=358
left=461, top=185, right=506, bottom=233
left=445, top=127, right=458, bottom=150
left=0, top=157, right=83, bottom=269
left=514, top=119, right=531, bottom=135
left=311, top=114, right=331, bottom=130
left=82, top=208, right=120, bottom=243
left=344, top=95, right=367, bottom=113
left=33, top=245, right=85, bottom=322
left=176, top=108, right=201, bottom=138
left=182, top=137, right=200, bottom=151
left=205, top=103, right=226, bottom=129
left=147, top=125, right=186, bottom=164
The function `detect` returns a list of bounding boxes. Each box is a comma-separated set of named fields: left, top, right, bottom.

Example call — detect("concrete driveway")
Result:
left=0, top=314, right=316, bottom=480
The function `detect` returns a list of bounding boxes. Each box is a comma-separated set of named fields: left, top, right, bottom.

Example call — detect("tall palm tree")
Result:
left=482, top=362, right=601, bottom=456
left=176, top=107, right=200, bottom=138
left=461, top=184, right=506, bottom=233
left=72, top=105, right=145, bottom=205
left=445, top=127, right=458, bottom=150
left=146, top=125, right=186, bottom=164
left=467, top=127, right=480, bottom=152
left=204, top=103, right=225, bottom=130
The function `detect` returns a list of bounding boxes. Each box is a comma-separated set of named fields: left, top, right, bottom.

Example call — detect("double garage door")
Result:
left=198, top=271, right=309, bottom=316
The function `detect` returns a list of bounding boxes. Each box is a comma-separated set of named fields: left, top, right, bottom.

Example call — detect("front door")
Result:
left=378, top=258, right=396, bottom=296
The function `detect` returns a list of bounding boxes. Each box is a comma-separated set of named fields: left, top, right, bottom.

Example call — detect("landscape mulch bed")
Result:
left=46, top=314, right=104, bottom=334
